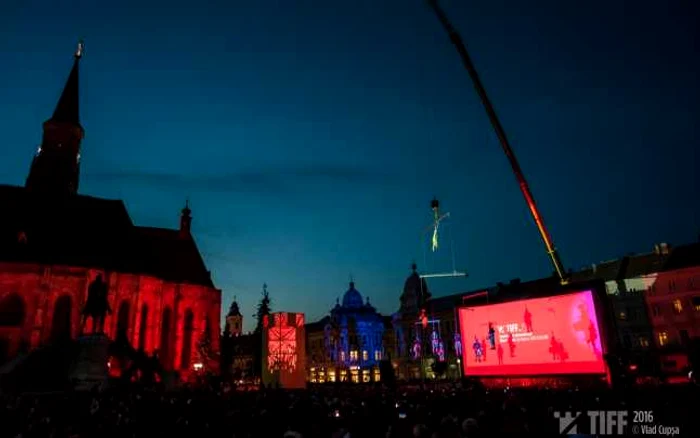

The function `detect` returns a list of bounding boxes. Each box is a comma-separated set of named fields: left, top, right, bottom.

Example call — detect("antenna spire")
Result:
left=75, top=39, right=84, bottom=59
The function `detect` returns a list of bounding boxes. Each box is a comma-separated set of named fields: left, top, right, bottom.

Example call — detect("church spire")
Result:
left=25, top=41, right=85, bottom=195
left=51, top=40, right=83, bottom=126
left=179, top=199, right=192, bottom=237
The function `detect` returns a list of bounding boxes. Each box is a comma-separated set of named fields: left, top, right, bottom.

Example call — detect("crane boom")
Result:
left=426, top=0, right=568, bottom=284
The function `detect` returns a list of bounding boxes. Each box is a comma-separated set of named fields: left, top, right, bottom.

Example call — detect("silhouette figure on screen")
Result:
left=487, top=324, right=496, bottom=349
left=523, top=307, right=533, bottom=332
left=573, top=302, right=601, bottom=356
left=497, top=343, right=504, bottom=365
left=559, top=342, right=569, bottom=362
left=587, top=321, right=601, bottom=357
left=507, top=332, right=516, bottom=357
left=472, top=336, right=483, bottom=362
left=549, top=332, right=559, bottom=361
left=480, top=338, right=487, bottom=361
left=549, top=331, right=569, bottom=363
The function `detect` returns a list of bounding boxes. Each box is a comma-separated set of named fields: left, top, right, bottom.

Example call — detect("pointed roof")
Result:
left=50, top=41, right=83, bottom=126
left=227, top=297, right=241, bottom=317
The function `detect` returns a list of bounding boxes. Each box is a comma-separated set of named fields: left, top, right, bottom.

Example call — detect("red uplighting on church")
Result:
left=0, top=43, right=221, bottom=379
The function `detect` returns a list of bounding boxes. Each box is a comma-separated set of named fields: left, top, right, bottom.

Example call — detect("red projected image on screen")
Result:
left=458, top=291, right=606, bottom=376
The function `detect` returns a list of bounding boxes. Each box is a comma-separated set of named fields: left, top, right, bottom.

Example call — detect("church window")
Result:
left=116, top=301, right=130, bottom=342
left=0, top=294, right=25, bottom=327
left=138, top=304, right=149, bottom=351
left=350, top=350, right=358, bottom=361
left=340, top=351, right=345, bottom=362
left=160, top=307, right=172, bottom=366
left=181, top=309, right=194, bottom=369
left=374, top=350, right=382, bottom=361
left=362, top=350, right=368, bottom=361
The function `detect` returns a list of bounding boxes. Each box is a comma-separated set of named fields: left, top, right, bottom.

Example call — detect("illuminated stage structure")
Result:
left=392, top=199, right=468, bottom=380
left=262, top=312, right=306, bottom=389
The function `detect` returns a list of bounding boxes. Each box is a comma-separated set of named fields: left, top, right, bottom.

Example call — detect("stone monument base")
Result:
left=69, top=334, right=110, bottom=391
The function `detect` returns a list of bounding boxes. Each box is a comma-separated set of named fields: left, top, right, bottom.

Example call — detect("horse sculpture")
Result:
left=81, top=274, right=112, bottom=335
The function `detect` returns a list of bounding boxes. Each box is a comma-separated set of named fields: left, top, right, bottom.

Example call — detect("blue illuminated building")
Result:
left=306, top=280, right=388, bottom=383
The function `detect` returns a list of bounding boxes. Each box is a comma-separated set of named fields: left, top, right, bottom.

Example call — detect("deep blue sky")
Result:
left=1, top=0, right=698, bottom=331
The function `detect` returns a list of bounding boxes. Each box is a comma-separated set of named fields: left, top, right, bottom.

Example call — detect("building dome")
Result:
left=342, top=281, right=363, bottom=309
left=400, top=263, right=431, bottom=312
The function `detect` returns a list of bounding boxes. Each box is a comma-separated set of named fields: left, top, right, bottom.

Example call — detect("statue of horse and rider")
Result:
left=81, top=274, right=112, bottom=335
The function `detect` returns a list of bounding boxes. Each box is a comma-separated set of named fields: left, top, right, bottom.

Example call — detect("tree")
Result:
left=252, top=284, right=272, bottom=378
left=254, top=283, right=272, bottom=334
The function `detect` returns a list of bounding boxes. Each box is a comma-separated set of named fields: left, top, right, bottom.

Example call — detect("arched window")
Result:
left=51, top=295, right=72, bottom=340
left=0, top=294, right=25, bottom=327
left=160, top=307, right=172, bottom=367
left=117, top=301, right=130, bottom=342
left=180, top=309, right=194, bottom=370
left=138, top=304, right=149, bottom=351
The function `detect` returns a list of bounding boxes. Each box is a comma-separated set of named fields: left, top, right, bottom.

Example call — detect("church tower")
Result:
left=226, top=297, right=243, bottom=337
left=25, top=41, right=84, bottom=196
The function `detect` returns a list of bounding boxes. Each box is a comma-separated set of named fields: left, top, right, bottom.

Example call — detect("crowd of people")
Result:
left=0, top=379, right=696, bottom=438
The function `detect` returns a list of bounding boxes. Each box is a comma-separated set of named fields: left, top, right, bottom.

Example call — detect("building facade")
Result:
left=221, top=297, right=255, bottom=380
left=391, top=264, right=464, bottom=380
left=572, top=242, right=700, bottom=374
left=306, top=281, right=391, bottom=383
left=0, top=45, right=221, bottom=377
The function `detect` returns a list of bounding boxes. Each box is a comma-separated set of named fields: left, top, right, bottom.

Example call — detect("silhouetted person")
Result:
left=81, top=274, right=111, bottom=334
left=507, top=333, right=516, bottom=357
left=558, top=341, right=569, bottom=362
left=488, top=324, right=496, bottom=349
left=480, top=338, right=487, bottom=361
left=523, top=307, right=533, bottom=332
left=472, top=336, right=482, bottom=362
left=497, top=343, right=504, bottom=365
left=587, top=321, right=598, bottom=351
left=549, top=332, right=559, bottom=361
left=572, top=303, right=590, bottom=333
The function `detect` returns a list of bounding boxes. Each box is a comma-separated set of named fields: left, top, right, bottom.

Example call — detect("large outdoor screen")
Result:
left=458, top=291, right=606, bottom=376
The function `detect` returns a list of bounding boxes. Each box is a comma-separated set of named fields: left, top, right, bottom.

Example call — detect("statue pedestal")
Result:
left=69, top=334, right=110, bottom=391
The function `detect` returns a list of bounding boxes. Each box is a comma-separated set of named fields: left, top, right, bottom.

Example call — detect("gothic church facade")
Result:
left=0, top=44, right=221, bottom=375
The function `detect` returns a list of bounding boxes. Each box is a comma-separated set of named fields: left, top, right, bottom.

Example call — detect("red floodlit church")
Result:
left=0, top=43, right=221, bottom=376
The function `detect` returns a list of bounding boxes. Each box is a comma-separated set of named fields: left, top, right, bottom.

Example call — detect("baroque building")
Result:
left=391, top=263, right=463, bottom=380
left=0, top=44, right=221, bottom=378
left=306, top=280, right=391, bottom=383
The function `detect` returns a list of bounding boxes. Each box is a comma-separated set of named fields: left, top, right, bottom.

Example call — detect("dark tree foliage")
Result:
left=252, top=284, right=272, bottom=377
left=254, top=285, right=272, bottom=335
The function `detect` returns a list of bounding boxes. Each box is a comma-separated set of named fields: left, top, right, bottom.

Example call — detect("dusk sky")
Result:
left=1, top=0, right=698, bottom=331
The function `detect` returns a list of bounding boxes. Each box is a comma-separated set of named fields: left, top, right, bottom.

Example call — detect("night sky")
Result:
left=1, top=0, right=698, bottom=331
